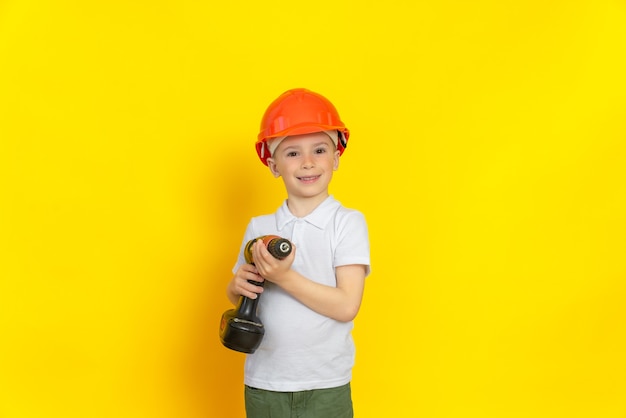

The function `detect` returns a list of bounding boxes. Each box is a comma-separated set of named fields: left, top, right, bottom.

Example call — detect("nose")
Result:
left=301, top=152, right=314, bottom=169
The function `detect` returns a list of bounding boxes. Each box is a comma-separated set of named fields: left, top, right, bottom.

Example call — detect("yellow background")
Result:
left=1, top=1, right=625, bottom=417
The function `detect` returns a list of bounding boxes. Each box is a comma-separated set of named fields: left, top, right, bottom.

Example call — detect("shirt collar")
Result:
left=276, top=195, right=339, bottom=231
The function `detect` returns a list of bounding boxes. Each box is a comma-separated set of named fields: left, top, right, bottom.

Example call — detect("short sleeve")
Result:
left=334, top=210, right=371, bottom=276
left=232, top=221, right=256, bottom=274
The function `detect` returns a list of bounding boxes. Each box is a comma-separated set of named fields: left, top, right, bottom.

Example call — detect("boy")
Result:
left=226, top=88, right=370, bottom=418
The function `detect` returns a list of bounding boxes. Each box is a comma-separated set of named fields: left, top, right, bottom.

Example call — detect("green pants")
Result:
left=244, top=383, right=353, bottom=418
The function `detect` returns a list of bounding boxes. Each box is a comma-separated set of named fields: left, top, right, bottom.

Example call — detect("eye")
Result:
left=286, top=151, right=298, bottom=157
left=315, top=147, right=327, bottom=154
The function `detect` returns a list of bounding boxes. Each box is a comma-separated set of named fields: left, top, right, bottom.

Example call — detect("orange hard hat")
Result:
left=256, top=88, right=350, bottom=165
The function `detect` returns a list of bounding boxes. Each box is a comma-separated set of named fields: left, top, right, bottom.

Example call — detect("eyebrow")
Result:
left=283, top=142, right=331, bottom=151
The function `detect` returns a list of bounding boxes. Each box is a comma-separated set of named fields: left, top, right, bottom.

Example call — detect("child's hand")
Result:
left=251, top=239, right=295, bottom=284
left=228, top=263, right=265, bottom=300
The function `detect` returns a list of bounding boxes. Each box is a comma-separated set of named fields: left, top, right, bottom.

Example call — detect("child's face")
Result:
left=267, top=132, right=340, bottom=202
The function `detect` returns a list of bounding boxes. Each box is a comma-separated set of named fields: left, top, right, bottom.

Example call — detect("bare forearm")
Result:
left=226, top=284, right=239, bottom=305
left=250, top=241, right=366, bottom=322
left=276, top=269, right=364, bottom=322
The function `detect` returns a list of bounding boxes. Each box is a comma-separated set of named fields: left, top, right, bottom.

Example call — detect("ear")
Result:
left=333, top=150, right=340, bottom=171
left=267, top=158, right=281, bottom=178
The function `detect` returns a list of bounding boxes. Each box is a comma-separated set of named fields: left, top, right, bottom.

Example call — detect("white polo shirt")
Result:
left=232, top=195, right=370, bottom=392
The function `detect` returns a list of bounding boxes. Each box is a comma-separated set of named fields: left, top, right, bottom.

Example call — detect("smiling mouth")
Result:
left=297, top=175, right=320, bottom=182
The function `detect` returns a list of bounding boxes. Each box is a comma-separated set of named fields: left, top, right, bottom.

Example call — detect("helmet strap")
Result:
left=339, top=131, right=348, bottom=149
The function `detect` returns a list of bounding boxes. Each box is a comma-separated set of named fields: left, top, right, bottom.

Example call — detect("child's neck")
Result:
left=286, top=193, right=329, bottom=218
